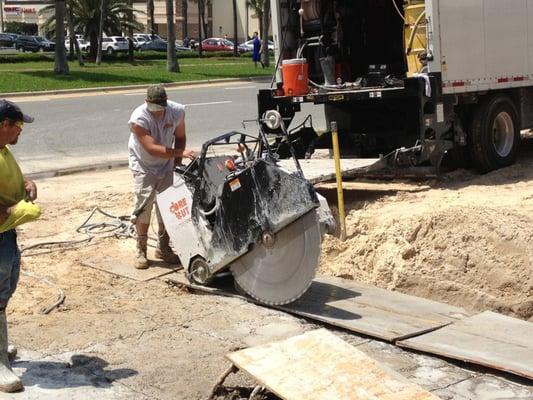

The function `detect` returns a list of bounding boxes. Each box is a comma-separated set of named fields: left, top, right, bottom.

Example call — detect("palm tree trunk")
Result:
left=166, top=0, right=178, bottom=72
left=182, top=0, right=188, bottom=38
left=260, top=0, right=270, bottom=67
left=67, top=1, right=84, bottom=66
left=96, top=0, right=105, bottom=64
left=232, top=0, right=238, bottom=56
left=147, top=0, right=155, bottom=35
left=197, top=0, right=203, bottom=57
left=54, top=0, right=70, bottom=74
left=127, top=0, right=134, bottom=61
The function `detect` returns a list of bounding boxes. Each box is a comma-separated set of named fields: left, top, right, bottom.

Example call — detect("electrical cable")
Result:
left=391, top=0, right=406, bottom=22
left=18, top=207, right=137, bottom=314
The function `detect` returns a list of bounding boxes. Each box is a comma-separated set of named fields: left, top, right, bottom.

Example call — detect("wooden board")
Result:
left=280, top=276, right=468, bottom=342
left=81, top=256, right=181, bottom=282
left=227, top=329, right=441, bottom=400
left=398, top=311, right=533, bottom=380
left=278, top=158, right=379, bottom=184
left=166, top=272, right=468, bottom=342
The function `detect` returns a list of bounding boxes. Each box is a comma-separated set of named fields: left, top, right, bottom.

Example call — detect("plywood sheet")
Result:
left=398, top=311, right=533, bottom=380
left=227, top=329, right=441, bottom=400
left=278, top=158, right=378, bottom=184
left=81, top=256, right=181, bottom=282
left=166, top=272, right=468, bottom=342
left=280, top=276, right=469, bottom=342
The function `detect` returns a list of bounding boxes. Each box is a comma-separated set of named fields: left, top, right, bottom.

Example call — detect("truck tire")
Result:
left=107, top=47, right=114, bottom=55
left=469, top=94, right=520, bottom=173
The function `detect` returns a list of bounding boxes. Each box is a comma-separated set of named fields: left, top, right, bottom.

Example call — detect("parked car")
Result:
left=238, top=39, right=275, bottom=53
left=129, top=37, right=144, bottom=50
left=200, top=38, right=234, bottom=52
left=65, top=38, right=90, bottom=53
left=15, top=35, right=55, bottom=52
left=0, top=33, right=17, bottom=48
left=101, top=36, right=129, bottom=54
left=134, top=33, right=162, bottom=43
left=139, top=39, right=192, bottom=52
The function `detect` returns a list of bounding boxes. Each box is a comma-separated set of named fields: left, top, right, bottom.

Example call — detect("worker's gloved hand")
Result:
left=24, top=179, right=37, bottom=201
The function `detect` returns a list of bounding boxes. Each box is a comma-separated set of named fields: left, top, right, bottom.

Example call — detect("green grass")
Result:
left=0, top=54, right=274, bottom=93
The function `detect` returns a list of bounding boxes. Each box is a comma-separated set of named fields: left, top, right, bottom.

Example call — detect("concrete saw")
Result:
left=157, top=130, right=335, bottom=306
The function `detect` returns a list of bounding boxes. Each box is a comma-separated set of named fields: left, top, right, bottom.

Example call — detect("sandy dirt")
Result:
left=318, top=137, right=533, bottom=321
left=5, top=137, right=532, bottom=398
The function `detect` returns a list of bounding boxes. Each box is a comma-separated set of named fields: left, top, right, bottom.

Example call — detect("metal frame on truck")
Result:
left=260, top=0, right=530, bottom=173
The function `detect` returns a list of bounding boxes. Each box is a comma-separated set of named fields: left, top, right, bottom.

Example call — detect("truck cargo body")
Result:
left=261, top=0, right=532, bottom=172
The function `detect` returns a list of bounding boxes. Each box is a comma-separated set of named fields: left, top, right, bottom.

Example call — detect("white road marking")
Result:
left=184, top=101, right=232, bottom=107
left=224, top=86, right=257, bottom=90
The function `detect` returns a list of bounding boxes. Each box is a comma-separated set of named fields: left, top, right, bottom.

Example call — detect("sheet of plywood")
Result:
left=227, top=329, right=441, bottom=400
left=279, top=276, right=469, bottom=342
left=166, top=272, right=468, bottom=342
left=81, top=256, right=181, bottom=282
left=278, top=158, right=379, bottom=184
left=398, top=311, right=533, bottom=380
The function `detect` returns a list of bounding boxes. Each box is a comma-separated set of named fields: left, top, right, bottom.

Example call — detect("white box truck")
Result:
left=259, top=0, right=531, bottom=172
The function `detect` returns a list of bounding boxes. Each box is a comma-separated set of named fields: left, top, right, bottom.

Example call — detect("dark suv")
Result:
left=15, top=35, right=55, bottom=52
left=0, top=33, right=18, bottom=48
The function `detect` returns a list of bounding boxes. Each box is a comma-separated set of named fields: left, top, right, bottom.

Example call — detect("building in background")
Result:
left=1, top=0, right=261, bottom=44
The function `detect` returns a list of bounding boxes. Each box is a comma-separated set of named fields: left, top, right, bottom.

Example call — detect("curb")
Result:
left=2, top=76, right=272, bottom=98
left=26, top=160, right=129, bottom=180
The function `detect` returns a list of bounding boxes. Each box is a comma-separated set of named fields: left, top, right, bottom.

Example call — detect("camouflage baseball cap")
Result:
left=146, top=84, right=168, bottom=107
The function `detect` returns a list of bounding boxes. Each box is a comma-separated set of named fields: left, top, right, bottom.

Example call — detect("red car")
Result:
left=200, top=38, right=234, bottom=52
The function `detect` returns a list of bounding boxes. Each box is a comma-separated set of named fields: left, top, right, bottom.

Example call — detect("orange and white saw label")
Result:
left=229, top=178, right=241, bottom=192
left=169, top=197, right=190, bottom=222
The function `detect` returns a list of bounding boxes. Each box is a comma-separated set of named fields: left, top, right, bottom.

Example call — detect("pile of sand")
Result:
left=319, top=149, right=533, bottom=321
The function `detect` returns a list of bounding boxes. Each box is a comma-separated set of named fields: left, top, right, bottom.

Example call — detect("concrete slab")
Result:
left=81, top=256, right=181, bottom=282
left=278, top=158, right=379, bottom=184
left=227, top=329, right=441, bottom=400
left=1, top=349, right=142, bottom=400
left=398, top=311, right=533, bottom=380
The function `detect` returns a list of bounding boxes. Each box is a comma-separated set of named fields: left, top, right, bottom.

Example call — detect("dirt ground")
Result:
left=318, top=136, right=533, bottom=322
left=6, top=136, right=532, bottom=398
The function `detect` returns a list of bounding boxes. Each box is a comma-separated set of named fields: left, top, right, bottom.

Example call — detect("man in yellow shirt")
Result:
left=0, top=100, right=39, bottom=393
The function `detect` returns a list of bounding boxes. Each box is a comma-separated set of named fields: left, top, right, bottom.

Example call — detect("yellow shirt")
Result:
left=0, top=145, right=25, bottom=208
left=0, top=146, right=41, bottom=233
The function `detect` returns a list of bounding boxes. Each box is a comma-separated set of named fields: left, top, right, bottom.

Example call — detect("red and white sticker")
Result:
left=169, top=197, right=190, bottom=221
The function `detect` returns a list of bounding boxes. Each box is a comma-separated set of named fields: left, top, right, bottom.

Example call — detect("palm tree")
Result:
left=232, top=0, right=238, bottom=56
left=40, top=0, right=143, bottom=60
left=181, top=0, right=188, bottom=39
left=147, top=0, right=155, bottom=35
left=260, top=0, right=270, bottom=67
left=166, top=0, right=178, bottom=72
left=54, top=0, right=69, bottom=74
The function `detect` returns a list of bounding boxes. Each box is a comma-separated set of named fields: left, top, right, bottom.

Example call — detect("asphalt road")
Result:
left=6, top=81, right=326, bottom=175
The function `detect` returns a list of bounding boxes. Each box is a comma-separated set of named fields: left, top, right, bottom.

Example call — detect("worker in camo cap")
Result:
left=0, top=99, right=41, bottom=392
left=128, top=84, right=196, bottom=269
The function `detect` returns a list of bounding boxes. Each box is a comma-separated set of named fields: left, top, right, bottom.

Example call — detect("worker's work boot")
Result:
left=0, top=311, right=22, bottom=393
left=155, top=231, right=180, bottom=265
left=135, top=235, right=149, bottom=270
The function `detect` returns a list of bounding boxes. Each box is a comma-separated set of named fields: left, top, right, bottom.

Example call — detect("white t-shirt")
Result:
left=128, top=100, right=185, bottom=177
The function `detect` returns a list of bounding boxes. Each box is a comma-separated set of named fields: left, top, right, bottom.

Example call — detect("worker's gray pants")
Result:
left=131, top=169, right=173, bottom=225
left=0, top=230, right=20, bottom=310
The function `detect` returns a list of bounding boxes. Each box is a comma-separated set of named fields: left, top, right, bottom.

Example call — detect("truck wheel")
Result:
left=107, top=47, right=114, bottom=55
left=469, top=95, right=520, bottom=173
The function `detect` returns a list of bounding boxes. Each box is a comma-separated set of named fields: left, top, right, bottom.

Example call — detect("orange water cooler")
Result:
left=281, top=58, right=309, bottom=96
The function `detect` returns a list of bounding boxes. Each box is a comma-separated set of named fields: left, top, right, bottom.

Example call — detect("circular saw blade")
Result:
left=230, top=211, right=321, bottom=305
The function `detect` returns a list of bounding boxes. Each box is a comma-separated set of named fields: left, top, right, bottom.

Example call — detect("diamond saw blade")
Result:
left=230, top=211, right=321, bottom=305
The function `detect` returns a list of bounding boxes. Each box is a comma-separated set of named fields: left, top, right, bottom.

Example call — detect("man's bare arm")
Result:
left=24, top=178, right=37, bottom=201
left=174, top=120, right=186, bottom=165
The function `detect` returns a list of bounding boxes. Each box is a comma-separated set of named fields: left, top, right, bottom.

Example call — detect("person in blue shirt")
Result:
left=252, top=31, right=264, bottom=68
